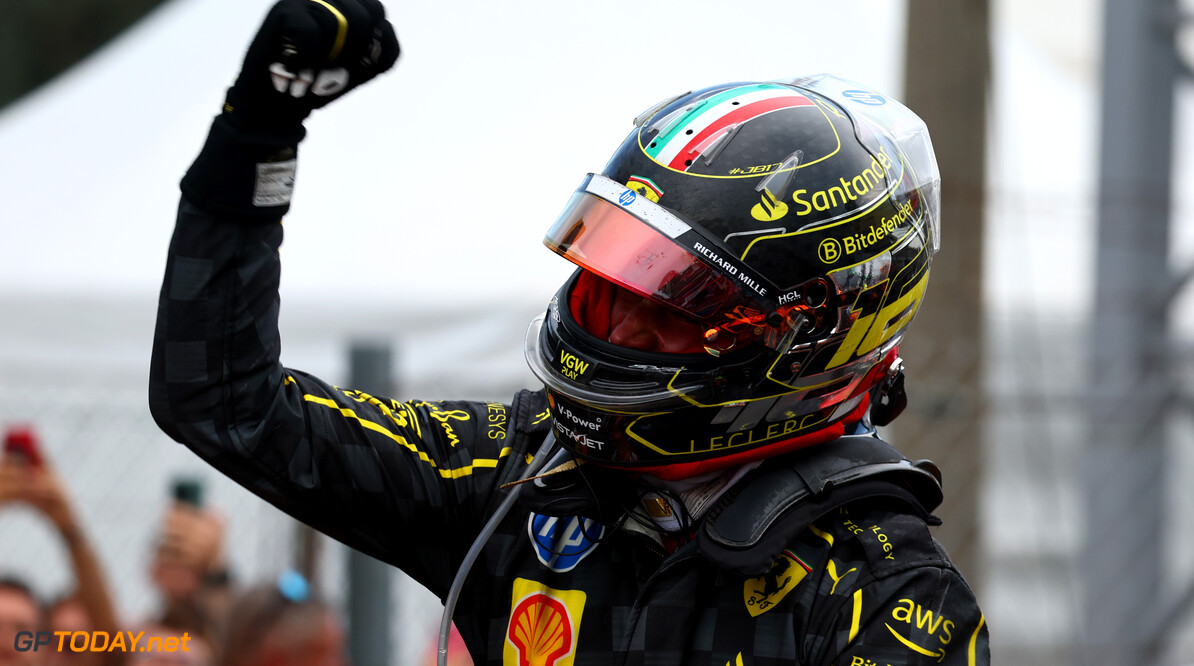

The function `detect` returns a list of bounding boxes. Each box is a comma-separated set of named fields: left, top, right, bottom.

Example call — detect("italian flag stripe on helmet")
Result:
left=646, top=84, right=816, bottom=170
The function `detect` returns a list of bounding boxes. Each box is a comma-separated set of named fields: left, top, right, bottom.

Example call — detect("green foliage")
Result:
left=0, top=0, right=171, bottom=109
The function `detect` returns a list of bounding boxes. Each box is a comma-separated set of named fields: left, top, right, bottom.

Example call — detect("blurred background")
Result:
left=0, top=0, right=1190, bottom=663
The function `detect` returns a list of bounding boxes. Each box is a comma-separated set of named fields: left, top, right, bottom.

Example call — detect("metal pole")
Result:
left=1084, top=0, right=1177, bottom=664
left=295, top=521, right=322, bottom=583
left=347, top=342, right=395, bottom=666
left=897, top=0, right=990, bottom=586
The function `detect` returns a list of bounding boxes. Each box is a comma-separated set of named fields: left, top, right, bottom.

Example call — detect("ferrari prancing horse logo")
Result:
left=743, top=549, right=811, bottom=617
left=626, top=175, right=664, bottom=203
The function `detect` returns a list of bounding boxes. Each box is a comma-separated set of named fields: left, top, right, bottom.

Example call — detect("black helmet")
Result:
left=525, top=75, right=940, bottom=480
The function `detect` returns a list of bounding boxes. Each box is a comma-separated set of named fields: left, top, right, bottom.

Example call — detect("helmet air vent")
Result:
left=633, top=91, right=692, bottom=127
left=646, top=101, right=708, bottom=141
left=754, top=150, right=804, bottom=200
left=699, top=123, right=744, bottom=167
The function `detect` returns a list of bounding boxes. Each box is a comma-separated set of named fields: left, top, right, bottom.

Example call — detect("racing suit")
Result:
left=149, top=199, right=990, bottom=666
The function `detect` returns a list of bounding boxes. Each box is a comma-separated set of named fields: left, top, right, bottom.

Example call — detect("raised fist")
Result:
left=225, top=0, right=400, bottom=131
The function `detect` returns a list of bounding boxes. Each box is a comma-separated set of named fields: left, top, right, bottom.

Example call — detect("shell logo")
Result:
left=504, top=579, right=587, bottom=666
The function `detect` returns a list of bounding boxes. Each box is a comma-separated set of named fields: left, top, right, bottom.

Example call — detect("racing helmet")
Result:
left=525, top=75, right=941, bottom=480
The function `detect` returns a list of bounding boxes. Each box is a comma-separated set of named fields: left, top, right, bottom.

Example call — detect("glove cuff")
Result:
left=180, top=114, right=307, bottom=221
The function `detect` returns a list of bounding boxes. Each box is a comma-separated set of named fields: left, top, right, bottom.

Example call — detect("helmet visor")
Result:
left=544, top=193, right=742, bottom=322
left=543, top=174, right=811, bottom=354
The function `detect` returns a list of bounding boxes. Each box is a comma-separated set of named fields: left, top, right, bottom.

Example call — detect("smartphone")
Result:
left=171, top=477, right=205, bottom=508
left=3, top=425, right=43, bottom=467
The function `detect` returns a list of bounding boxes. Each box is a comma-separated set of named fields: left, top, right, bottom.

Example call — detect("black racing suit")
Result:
left=149, top=198, right=990, bottom=666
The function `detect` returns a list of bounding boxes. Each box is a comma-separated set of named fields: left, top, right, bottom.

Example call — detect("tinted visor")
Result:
left=544, top=190, right=743, bottom=321
left=543, top=174, right=815, bottom=355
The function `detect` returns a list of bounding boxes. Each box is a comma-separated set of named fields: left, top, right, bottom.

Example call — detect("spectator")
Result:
left=1, top=427, right=122, bottom=666
left=146, top=485, right=232, bottom=655
left=221, top=572, right=346, bottom=666
left=0, top=577, right=38, bottom=666
left=43, top=596, right=107, bottom=666
left=128, top=623, right=213, bottom=666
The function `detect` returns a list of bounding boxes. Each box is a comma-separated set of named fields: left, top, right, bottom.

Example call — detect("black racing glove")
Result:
left=182, top=0, right=400, bottom=220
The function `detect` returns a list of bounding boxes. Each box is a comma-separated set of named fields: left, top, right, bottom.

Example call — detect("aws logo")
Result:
left=751, top=189, right=789, bottom=222
left=742, top=549, right=811, bottom=617
left=505, top=579, right=586, bottom=666
left=884, top=598, right=955, bottom=662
